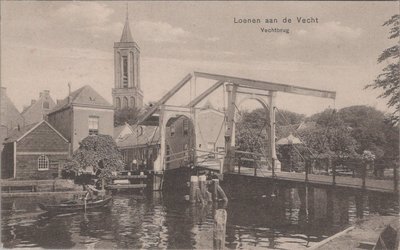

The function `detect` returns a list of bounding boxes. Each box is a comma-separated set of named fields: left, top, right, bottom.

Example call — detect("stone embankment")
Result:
left=312, top=215, right=399, bottom=249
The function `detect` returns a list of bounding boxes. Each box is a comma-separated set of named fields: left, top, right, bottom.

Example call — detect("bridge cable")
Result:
left=233, top=103, right=271, bottom=176
left=275, top=106, right=338, bottom=165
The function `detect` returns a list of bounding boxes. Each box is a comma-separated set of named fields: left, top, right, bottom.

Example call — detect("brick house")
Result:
left=47, top=85, right=114, bottom=153
left=1, top=120, right=70, bottom=180
left=21, top=90, right=56, bottom=126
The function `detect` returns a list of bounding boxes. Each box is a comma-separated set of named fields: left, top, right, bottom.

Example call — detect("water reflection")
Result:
left=1, top=186, right=398, bottom=249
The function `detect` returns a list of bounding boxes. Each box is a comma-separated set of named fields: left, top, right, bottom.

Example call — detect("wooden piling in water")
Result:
left=190, top=176, right=199, bottom=203
left=206, top=190, right=212, bottom=202
left=199, top=175, right=207, bottom=200
left=305, top=160, right=309, bottom=183
left=196, top=187, right=205, bottom=205
left=212, top=179, right=219, bottom=201
left=213, top=209, right=227, bottom=250
left=217, top=185, right=228, bottom=202
left=394, top=164, right=398, bottom=192
left=332, top=164, right=336, bottom=185
left=362, top=164, right=366, bottom=189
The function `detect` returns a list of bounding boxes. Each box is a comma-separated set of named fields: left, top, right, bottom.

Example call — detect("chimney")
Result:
left=31, top=100, right=36, bottom=105
left=57, top=99, right=63, bottom=104
left=40, top=90, right=50, bottom=98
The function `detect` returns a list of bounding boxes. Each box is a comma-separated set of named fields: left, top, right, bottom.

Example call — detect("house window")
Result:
left=170, top=124, right=175, bottom=137
left=88, top=116, right=99, bottom=135
left=122, top=56, right=128, bottom=88
left=38, top=155, right=49, bottom=170
left=43, top=101, right=50, bottom=109
left=183, top=119, right=189, bottom=136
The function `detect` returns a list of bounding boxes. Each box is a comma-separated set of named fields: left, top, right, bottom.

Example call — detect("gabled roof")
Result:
left=49, top=85, right=113, bottom=114
left=3, top=120, right=69, bottom=144
left=114, top=122, right=134, bottom=139
left=120, top=17, right=134, bottom=43
left=117, top=125, right=160, bottom=148
left=3, top=122, right=38, bottom=143
left=277, top=124, right=301, bottom=139
left=276, top=133, right=302, bottom=145
left=0, top=87, right=24, bottom=129
left=21, top=91, right=54, bottom=115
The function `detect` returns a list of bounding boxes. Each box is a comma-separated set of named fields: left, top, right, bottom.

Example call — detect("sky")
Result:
left=1, top=1, right=398, bottom=116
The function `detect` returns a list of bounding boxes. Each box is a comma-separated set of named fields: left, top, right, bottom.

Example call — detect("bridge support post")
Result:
left=223, top=84, right=238, bottom=173
left=159, top=106, right=166, bottom=172
left=305, top=160, right=309, bottom=183
left=269, top=91, right=280, bottom=175
left=394, top=161, right=399, bottom=193
left=332, top=162, right=336, bottom=185
left=362, top=164, right=366, bottom=189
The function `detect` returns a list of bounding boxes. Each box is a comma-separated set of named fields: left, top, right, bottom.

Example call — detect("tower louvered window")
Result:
left=122, top=56, right=128, bottom=88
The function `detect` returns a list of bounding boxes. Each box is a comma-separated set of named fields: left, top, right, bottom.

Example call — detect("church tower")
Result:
left=112, top=12, right=143, bottom=110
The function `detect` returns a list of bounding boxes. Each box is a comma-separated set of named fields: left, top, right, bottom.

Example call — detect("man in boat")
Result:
left=84, top=183, right=105, bottom=201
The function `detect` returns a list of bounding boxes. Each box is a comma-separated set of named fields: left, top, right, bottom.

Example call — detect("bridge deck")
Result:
left=200, top=165, right=397, bottom=193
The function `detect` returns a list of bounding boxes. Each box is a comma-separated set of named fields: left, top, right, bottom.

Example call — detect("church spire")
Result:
left=120, top=4, right=134, bottom=43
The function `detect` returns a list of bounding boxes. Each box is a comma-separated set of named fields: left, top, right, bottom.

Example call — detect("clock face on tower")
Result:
left=112, top=14, right=143, bottom=110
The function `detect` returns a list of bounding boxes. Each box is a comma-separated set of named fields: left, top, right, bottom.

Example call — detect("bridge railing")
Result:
left=230, top=154, right=399, bottom=192
left=233, top=150, right=272, bottom=177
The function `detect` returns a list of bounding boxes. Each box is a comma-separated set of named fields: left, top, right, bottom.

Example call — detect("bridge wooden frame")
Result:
left=137, top=71, right=336, bottom=176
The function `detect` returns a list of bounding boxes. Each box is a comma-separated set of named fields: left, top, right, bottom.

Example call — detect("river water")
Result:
left=1, top=186, right=398, bottom=249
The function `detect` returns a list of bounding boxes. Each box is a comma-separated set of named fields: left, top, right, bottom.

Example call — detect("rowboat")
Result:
left=38, top=197, right=112, bottom=213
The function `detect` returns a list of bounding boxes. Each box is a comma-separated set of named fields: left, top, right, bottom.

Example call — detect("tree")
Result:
left=114, top=107, right=142, bottom=126
left=299, top=108, right=359, bottom=160
left=235, top=108, right=305, bottom=167
left=365, top=15, right=399, bottom=125
left=338, top=106, right=389, bottom=159
left=65, top=135, right=125, bottom=180
left=276, top=109, right=306, bottom=126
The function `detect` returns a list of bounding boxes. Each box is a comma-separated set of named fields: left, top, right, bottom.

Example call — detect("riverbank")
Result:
left=312, top=214, right=399, bottom=249
left=1, top=179, right=83, bottom=197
